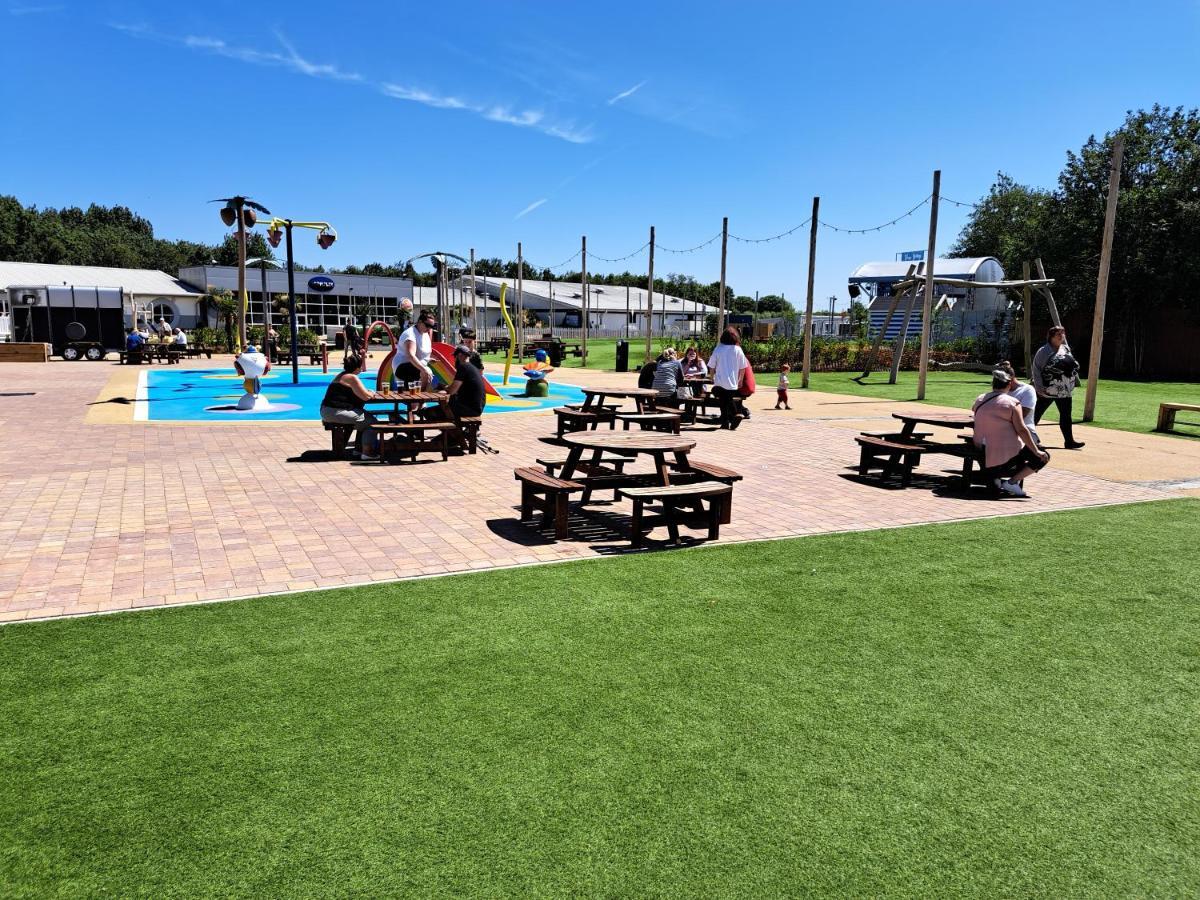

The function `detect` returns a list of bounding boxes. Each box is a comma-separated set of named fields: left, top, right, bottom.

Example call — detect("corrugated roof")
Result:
left=450, top=277, right=716, bottom=313
left=0, top=261, right=202, bottom=296
left=849, top=257, right=998, bottom=281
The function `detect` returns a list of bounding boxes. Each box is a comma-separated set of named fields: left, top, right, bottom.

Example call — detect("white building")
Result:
left=849, top=257, right=1007, bottom=340
left=448, top=277, right=716, bottom=337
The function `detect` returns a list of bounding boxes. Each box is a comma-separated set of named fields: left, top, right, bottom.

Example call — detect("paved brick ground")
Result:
left=0, top=359, right=1182, bottom=623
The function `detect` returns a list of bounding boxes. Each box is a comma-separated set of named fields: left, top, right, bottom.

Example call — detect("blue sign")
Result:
left=308, top=275, right=335, bottom=293
left=897, top=250, right=925, bottom=262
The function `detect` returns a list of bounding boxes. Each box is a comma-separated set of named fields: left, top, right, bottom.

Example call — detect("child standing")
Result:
left=775, top=363, right=791, bottom=410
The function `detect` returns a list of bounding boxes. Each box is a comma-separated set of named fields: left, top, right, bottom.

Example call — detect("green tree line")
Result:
left=952, top=104, right=1200, bottom=376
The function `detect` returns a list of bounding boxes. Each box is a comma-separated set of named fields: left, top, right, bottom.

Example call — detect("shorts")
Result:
left=396, top=362, right=424, bottom=386
left=985, top=445, right=1049, bottom=480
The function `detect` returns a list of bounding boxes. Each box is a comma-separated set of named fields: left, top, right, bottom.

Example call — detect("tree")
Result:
left=951, top=105, right=1200, bottom=376
left=204, top=287, right=238, bottom=353
left=848, top=299, right=869, bottom=339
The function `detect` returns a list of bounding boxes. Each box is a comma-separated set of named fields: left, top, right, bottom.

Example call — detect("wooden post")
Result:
left=580, top=235, right=588, bottom=366
left=235, top=198, right=247, bottom=350
left=548, top=274, right=554, bottom=337
left=915, top=169, right=941, bottom=399
left=1021, top=261, right=1033, bottom=376
left=860, top=265, right=916, bottom=378
left=801, top=197, right=819, bottom=388
left=469, top=248, right=477, bottom=336
left=889, top=281, right=921, bottom=384
left=1084, top=136, right=1124, bottom=422
left=716, top=217, right=728, bottom=333
left=1034, top=258, right=1061, bottom=327
left=625, top=284, right=630, bottom=340
left=517, top=242, right=524, bottom=362
left=645, top=225, right=655, bottom=362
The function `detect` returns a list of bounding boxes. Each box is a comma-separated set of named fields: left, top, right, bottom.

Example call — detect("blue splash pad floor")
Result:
left=138, top=367, right=585, bottom=422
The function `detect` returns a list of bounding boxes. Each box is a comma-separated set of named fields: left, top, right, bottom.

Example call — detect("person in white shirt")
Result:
left=395, top=309, right=437, bottom=388
left=707, top=326, right=750, bottom=430
left=1000, top=360, right=1039, bottom=448
left=171, top=327, right=188, bottom=347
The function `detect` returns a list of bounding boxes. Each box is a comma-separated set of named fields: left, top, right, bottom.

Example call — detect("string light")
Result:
left=729, top=219, right=812, bottom=243
left=940, top=195, right=980, bottom=209
left=657, top=232, right=723, bottom=254
left=547, top=249, right=582, bottom=271
left=818, top=195, right=932, bottom=233
left=588, top=241, right=651, bottom=264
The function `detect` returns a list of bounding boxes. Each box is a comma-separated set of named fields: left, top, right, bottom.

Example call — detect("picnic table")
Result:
left=559, top=430, right=696, bottom=488
left=364, top=390, right=446, bottom=423
left=578, top=386, right=661, bottom=412
left=891, top=412, right=974, bottom=439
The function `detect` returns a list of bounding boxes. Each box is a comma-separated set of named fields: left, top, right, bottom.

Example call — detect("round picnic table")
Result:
left=560, top=430, right=697, bottom=485
left=579, top=386, right=662, bottom=412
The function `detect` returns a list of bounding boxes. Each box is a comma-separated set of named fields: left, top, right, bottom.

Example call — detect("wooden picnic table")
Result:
left=891, top=411, right=973, bottom=440
left=560, top=430, right=696, bottom=487
left=364, top=390, right=447, bottom=423
left=579, top=386, right=661, bottom=412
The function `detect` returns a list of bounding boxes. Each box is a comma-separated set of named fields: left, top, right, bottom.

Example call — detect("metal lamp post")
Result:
left=266, top=218, right=337, bottom=384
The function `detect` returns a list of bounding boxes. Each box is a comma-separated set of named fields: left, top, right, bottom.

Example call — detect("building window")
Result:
left=151, top=300, right=176, bottom=324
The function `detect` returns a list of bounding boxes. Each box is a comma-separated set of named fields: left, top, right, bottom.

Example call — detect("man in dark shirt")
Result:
left=443, top=344, right=487, bottom=419
left=458, top=327, right=484, bottom=371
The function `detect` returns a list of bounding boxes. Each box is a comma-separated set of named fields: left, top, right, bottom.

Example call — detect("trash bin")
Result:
left=547, top=343, right=564, bottom=367
left=335, top=332, right=346, bottom=350
left=615, top=340, right=629, bottom=372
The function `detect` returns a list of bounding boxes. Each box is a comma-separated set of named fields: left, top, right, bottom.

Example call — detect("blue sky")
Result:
left=4, top=1, right=1198, bottom=308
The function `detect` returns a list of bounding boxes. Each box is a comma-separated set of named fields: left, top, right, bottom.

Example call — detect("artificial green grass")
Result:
left=799, top=370, right=1200, bottom=438
left=482, top=341, right=1199, bottom=437
left=2, top=500, right=1198, bottom=897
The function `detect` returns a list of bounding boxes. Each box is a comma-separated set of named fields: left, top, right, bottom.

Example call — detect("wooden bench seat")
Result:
left=515, top=466, right=584, bottom=540
left=370, top=422, right=456, bottom=463
left=554, top=406, right=616, bottom=436
left=855, top=435, right=928, bottom=487
left=536, top=456, right=629, bottom=476
left=1157, top=402, right=1200, bottom=434
left=457, top=416, right=482, bottom=454
left=618, top=481, right=733, bottom=548
left=616, top=412, right=682, bottom=434
left=323, top=421, right=356, bottom=457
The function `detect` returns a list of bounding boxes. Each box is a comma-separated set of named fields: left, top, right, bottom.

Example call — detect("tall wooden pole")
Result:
left=1034, top=258, right=1062, bottom=327
left=716, top=216, right=728, bottom=333
left=645, top=225, right=655, bottom=362
left=469, top=248, right=477, bottom=336
left=625, top=284, right=630, bottom=340
left=235, top=198, right=248, bottom=351
left=1083, top=136, right=1124, bottom=422
left=801, top=197, right=820, bottom=387
left=1021, top=261, right=1033, bottom=377
left=517, top=242, right=524, bottom=362
left=580, top=235, right=588, bottom=365
left=916, top=169, right=941, bottom=399
left=548, top=274, right=554, bottom=337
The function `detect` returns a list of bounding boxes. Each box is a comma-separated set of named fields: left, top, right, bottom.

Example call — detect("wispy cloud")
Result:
left=514, top=198, right=548, bottom=220
left=606, top=80, right=646, bottom=105
left=111, top=23, right=595, bottom=144
left=8, top=3, right=62, bottom=13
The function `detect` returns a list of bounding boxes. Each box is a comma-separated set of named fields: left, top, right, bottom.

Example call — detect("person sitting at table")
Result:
left=458, top=327, right=484, bottom=371
left=429, top=344, right=487, bottom=430
left=652, top=347, right=686, bottom=407
left=319, top=354, right=380, bottom=460
left=395, top=309, right=437, bottom=389
left=972, top=367, right=1050, bottom=497
left=171, top=327, right=188, bottom=347
left=681, top=346, right=708, bottom=379
left=999, top=360, right=1040, bottom=448
left=125, top=328, right=145, bottom=352
left=708, top=326, right=750, bottom=430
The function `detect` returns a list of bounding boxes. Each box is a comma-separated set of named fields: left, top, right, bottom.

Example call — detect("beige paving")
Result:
left=0, top=358, right=1193, bottom=624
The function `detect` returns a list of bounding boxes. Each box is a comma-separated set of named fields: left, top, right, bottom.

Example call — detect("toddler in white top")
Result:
left=775, top=363, right=791, bottom=410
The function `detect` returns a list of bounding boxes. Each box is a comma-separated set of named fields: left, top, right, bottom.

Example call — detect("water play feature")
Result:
left=136, top=366, right=585, bottom=422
